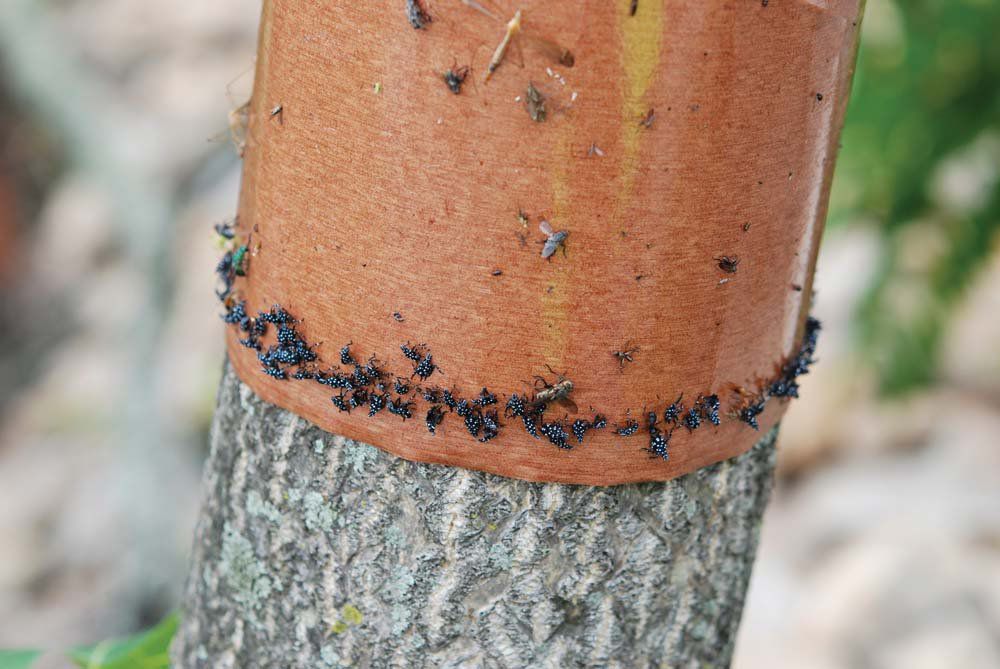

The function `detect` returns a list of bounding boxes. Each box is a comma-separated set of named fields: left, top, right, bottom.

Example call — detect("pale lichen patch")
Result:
left=303, top=490, right=336, bottom=532
left=246, top=490, right=281, bottom=524
left=219, top=523, right=277, bottom=612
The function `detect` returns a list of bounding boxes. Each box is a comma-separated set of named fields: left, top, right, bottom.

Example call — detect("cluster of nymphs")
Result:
left=214, top=226, right=821, bottom=461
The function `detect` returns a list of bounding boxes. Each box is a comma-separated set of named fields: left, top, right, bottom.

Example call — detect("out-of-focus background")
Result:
left=0, top=1, right=997, bottom=666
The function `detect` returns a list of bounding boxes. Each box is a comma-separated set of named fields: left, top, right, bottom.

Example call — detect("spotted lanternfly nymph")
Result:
left=340, top=343, right=355, bottom=366
left=505, top=393, right=527, bottom=418
left=443, top=66, right=470, bottom=94
left=521, top=412, right=540, bottom=438
left=261, top=364, right=286, bottom=380
left=591, top=414, right=608, bottom=430
left=738, top=398, right=767, bottom=430
left=365, top=356, right=385, bottom=380
left=368, top=392, right=387, bottom=417
left=400, top=342, right=422, bottom=362
left=441, top=389, right=459, bottom=410
left=571, top=418, right=590, bottom=443
left=474, top=388, right=497, bottom=406
left=259, top=305, right=293, bottom=324
left=393, top=377, right=410, bottom=395
left=463, top=408, right=483, bottom=437
left=682, top=407, right=702, bottom=431
left=715, top=255, right=741, bottom=274
left=540, top=421, right=570, bottom=449
left=664, top=395, right=684, bottom=424
left=331, top=393, right=351, bottom=413
left=352, top=365, right=371, bottom=387
left=425, top=405, right=445, bottom=434
left=349, top=389, right=369, bottom=409
left=697, top=394, right=721, bottom=426
left=616, top=418, right=639, bottom=436
left=480, top=410, right=500, bottom=442
left=646, top=425, right=671, bottom=460
left=413, top=353, right=437, bottom=380
left=388, top=398, right=414, bottom=420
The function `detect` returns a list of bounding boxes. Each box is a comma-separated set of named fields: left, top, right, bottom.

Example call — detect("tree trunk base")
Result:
left=173, top=360, right=777, bottom=668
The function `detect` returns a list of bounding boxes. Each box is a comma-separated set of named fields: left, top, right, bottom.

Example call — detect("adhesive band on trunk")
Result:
left=216, top=0, right=863, bottom=485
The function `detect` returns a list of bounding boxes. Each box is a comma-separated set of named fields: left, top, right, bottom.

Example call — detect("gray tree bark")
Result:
left=172, top=361, right=778, bottom=668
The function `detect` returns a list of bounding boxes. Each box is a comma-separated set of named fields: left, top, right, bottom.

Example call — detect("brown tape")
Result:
left=223, top=0, right=863, bottom=485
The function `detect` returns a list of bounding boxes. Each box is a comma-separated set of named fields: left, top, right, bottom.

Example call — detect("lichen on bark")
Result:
left=173, top=361, right=778, bottom=668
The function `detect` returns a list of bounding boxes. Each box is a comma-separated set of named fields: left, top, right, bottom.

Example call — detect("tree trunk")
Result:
left=172, top=361, right=777, bottom=668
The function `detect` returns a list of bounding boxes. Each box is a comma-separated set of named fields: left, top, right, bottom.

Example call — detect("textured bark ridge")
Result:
left=173, top=361, right=778, bottom=668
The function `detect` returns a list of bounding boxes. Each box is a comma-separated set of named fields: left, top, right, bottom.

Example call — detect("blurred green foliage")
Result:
left=69, top=613, right=176, bottom=669
left=0, top=650, right=42, bottom=669
left=829, top=0, right=1000, bottom=394
left=0, top=614, right=176, bottom=669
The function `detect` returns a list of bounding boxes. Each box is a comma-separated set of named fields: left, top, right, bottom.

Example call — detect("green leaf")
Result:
left=0, top=649, right=42, bottom=669
left=68, top=613, right=178, bottom=669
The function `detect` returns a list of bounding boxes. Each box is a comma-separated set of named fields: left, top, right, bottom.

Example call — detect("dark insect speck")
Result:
left=715, top=255, right=740, bottom=274
left=443, top=66, right=469, bottom=94
left=214, top=220, right=235, bottom=239
left=406, top=0, right=431, bottom=29
left=393, top=377, right=410, bottom=395
left=591, top=414, right=608, bottom=430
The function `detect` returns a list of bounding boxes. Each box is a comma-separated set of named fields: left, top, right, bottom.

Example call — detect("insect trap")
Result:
left=219, top=0, right=862, bottom=484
